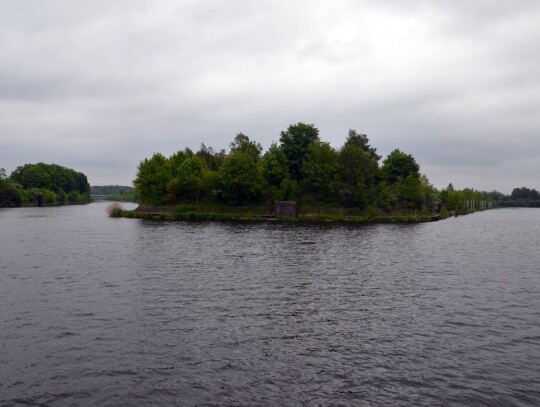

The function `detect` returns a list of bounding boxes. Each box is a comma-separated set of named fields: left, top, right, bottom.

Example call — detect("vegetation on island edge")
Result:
left=127, top=123, right=499, bottom=221
left=0, top=163, right=91, bottom=207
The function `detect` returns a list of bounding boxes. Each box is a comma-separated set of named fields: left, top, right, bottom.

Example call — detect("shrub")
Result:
left=106, top=202, right=124, bottom=217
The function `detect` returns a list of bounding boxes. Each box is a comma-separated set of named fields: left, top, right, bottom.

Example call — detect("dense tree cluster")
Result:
left=133, top=123, right=448, bottom=214
left=510, top=187, right=540, bottom=201
left=483, top=187, right=540, bottom=208
left=0, top=163, right=91, bottom=207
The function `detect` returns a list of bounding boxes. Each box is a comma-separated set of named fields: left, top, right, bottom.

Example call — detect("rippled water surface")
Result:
left=1, top=202, right=540, bottom=406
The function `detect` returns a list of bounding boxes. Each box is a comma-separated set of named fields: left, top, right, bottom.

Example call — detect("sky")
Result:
left=1, top=1, right=539, bottom=194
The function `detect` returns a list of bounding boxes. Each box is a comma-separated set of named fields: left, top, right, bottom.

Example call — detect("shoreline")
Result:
left=115, top=204, right=448, bottom=223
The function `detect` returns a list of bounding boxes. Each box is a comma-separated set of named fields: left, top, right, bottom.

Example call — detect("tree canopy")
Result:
left=131, top=123, right=496, bottom=216
left=229, top=133, right=263, bottom=162
left=219, top=151, right=263, bottom=205
left=0, top=163, right=91, bottom=207
left=279, top=123, right=320, bottom=181
left=381, top=149, right=420, bottom=185
left=134, top=153, right=172, bottom=206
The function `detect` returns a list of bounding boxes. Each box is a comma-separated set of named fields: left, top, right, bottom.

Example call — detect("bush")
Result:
left=106, top=202, right=124, bottom=217
left=0, top=180, right=24, bottom=207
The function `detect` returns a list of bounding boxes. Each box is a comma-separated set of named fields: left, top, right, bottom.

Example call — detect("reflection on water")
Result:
left=1, top=203, right=539, bottom=406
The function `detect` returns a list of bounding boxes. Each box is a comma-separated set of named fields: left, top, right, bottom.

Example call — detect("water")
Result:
left=1, top=202, right=539, bottom=406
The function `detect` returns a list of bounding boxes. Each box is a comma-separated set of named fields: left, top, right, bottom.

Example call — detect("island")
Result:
left=115, top=123, right=494, bottom=222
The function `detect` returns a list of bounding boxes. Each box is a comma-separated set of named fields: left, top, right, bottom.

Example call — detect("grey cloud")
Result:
left=1, top=0, right=539, bottom=193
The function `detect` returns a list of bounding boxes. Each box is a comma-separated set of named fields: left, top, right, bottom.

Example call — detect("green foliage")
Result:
left=301, top=142, right=340, bottom=200
left=57, top=189, right=68, bottom=205
left=134, top=153, right=172, bottom=205
left=91, top=186, right=138, bottom=202
left=51, top=168, right=76, bottom=193
left=169, top=150, right=190, bottom=177
left=129, top=122, right=485, bottom=217
left=339, top=142, right=379, bottom=208
left=266, top=179, right=298, bottom=202
left=218, top=151, right=264, bottom=205
left=279, top=123, right=320, bottom=181
left=381, top=149, right=420, bottom=185
left=42, top=189, right=57, bottom=206
left=0, top=179, right=24, bottom=207
left=11, top=164, right=52, bottom=190
left=230, top=133, right=263, bottom=162
left=24, top=188, right=41, bottom=205
left=196, top=144, right=224, bottom=171
left=376, top=182, right=398, bottom=212
left=9, top=163, right=89, bottom=195
left=169, top=156, right=207, bottom=203
left=511, top=187, right=540, bottom=201
left=398, top=174, right=424, bottom=210
left=3, top=163, right=90, bottom=207
left=259, top=142, right=296, bottom=202
left=474, top=187, right=540, bottom=208
left=68, top=191, right=82, bottom=204
left=261, top=145, right=288, bottom=185
left=178, top=156, right=205, bottom=178
left=344, top=129, right=381, bottom=161
left=91, top=185, right=129, bottom=195
left=439, top=185, right=494, bottom=213
left=420, top=175, right=441, bottom=213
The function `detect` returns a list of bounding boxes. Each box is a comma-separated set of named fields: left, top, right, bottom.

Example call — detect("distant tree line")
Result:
left=133, top=122, right=493, bottom=215
left=91, top=185, right=138, bottom=202
left=0, top=163, right=91, bottom=207
left=483, top=187, right=540, bottom=208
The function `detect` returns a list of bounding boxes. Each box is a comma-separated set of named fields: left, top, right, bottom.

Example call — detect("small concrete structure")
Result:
left=274, top=201, right=297, bottom=218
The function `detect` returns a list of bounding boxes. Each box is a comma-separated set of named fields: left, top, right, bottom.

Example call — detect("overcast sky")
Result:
left=1, top=1, right=539, bottom=193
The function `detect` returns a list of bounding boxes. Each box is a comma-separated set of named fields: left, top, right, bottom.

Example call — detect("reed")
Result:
left=106, top=202, right=124, bottom=217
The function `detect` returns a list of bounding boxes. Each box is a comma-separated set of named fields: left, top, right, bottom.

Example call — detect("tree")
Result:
left=301, top=142, right=340, bottom=200
left=344, top=130, right=381, bottom=161
left=229, top=133, right=263, bottom=162
left=169, top=150, right=189, bottom=178
left=196, top=144, right=224, bottom=171
left=0, top=168, right=6, bottom=180
left=381, top=149, right=420, bottom=185
left=218, top=151, right=263, bottom=204
left=10, top=164, right=52, bottom=190
left=174, top=156, right=207, bottom=202
left=0, top=179, right=24, bottom=207
left=511, top=187, right=540, bottom=201
left=399, top=174, right=423, bottom=210
left=51, top=165, right=76, bottom=193
left=133, top=153, right=172, bottom=205
left=279, top=123, right=320, bottom=181
left=68, top=191, right=82, bottom=204
left=420, top=175, right=441, bottom=212
left=260, top=142, right=289, bottom=187
left=9, top=163, right=90, bottom=197
left=339, top=143, right=379, bottom=207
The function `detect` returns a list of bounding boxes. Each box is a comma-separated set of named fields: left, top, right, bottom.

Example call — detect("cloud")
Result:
left=1, top=0, right=539, bottom=193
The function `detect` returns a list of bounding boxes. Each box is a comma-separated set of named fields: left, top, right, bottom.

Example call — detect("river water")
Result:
left=1, top=202, right=539, bottom=406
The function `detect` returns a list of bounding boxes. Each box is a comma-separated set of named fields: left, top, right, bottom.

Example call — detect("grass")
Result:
left=120, top=204, right=435, bottom=224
